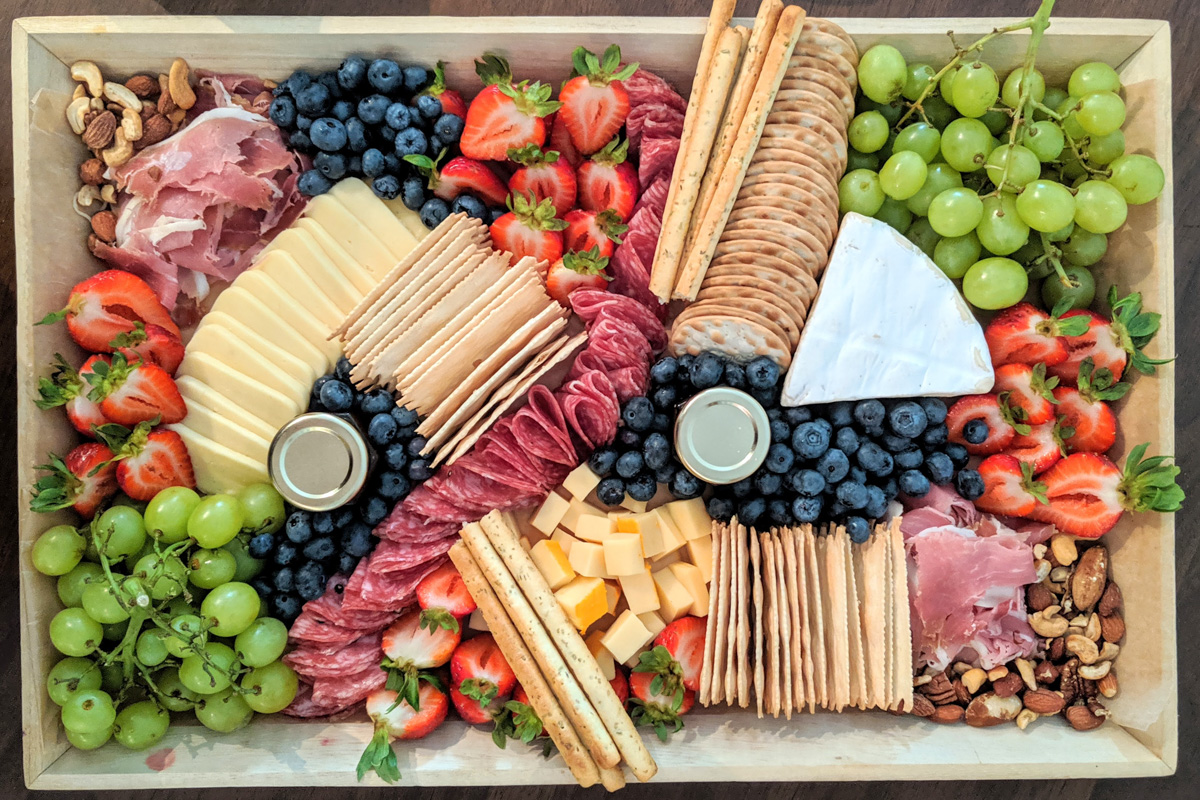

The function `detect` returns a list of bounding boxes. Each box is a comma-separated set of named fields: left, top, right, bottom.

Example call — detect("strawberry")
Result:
left=563, top=209, right=628, bottom=258
left=557, top=45, right=638, bottom=155
left=1005, top=418, right=1069, bottom=475
left=492, top=684, right=551, bottom=753
left=1048, top=287, right=1170, bottom=384
left=576, top=137, right=638, bottom=221
left=30, top=442, right=118, bottom=519
left=545, top=247, right=612, bottom=307
left=610, top=669, right=629, bottom=705
left=547, top=112, right=584, bottom=168
left=1053, top=358, right=1129, bottom=453
left=109, top=322, right=184, bottom=376
left=360, top=683, right=450, bottom=783
left=489, top=192, right=568, bottom=264
left=451, top=680, right=506, bottom=725
left=993, top=362, right=1058, bottom=425
left=83, top=352, right=186, bottom=427
left=508, top=144, right=577, bottom=216
left=420, top=61, right=468, bottom=118
left=381, top=609, right=461, bottom=713
left=654, top=616, right=706, bottom=692
left=983, top=302, right=1090, bottom=368
left=628, top=666, right=694, bottom=743
left=404, top=151, right=509, bottom=207
left=95, top=421, right=195, bottom=501
left=38, top=270, right=180, bottom=354
left=1029, top=444, right=1183, bottom=538
left=946, top=394, right=1027, bottom=455
left=36, top=354, right=111, bottom=436
left=416, top=562, right=477, bottom=633
left=460, top=55, right=560, bottom=161
left=450, top=634, right=517, bottom=697
left=975, top=454, right=1048, bottom=517
left=629, top=639, right=697, bottom=741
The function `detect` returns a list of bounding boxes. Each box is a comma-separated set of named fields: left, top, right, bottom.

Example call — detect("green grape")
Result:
left=858, top=44, right=908, bottom=104
left=905, top=162, right=963, bottom=216
left=856, top=95, right=904, bottom=127
left=906, top=217, right=941, bottom=259
left=1085, top=129, right=1125, bottom=166
left=1047, top=220, right=1075, bottom=243
left=189, top=548, right=237, bottom=589
left=927, top=187, right=983, bottom=238
left=979, top=108, right=1008, bottom=137
left=82, top=534, right=101, bottom=564
left=163, top=595, right=196, bottom=618
left=874, top=197, right=914, bottom=234
left=237, top=483, right=286, bottom=535
left=1023, top=120, right=1065, bottom=162
left=132, top=553, right=187, bottom=601
left=242, top=661, right=299, bottom=714
left=153, top=668, right=201, bottom=712
left=922, top=94, right=958, bottom=130
left=1039, top=86, right=1069, bottom=118
left=1042, top=265, right=1097, bottom=311
left=113, top=700, right=170, bottom=751
left=933, top=231, right=982, bottom=279
left=903, top=62, right=937, bottom=101
left=876, top=131, right=898, bottom=163
left=57, top=562, right=104, bottom=608
left=838, top=169, right=886, bottom=216
left=235, top=617, right=289, bottom=668
left=164, top=613, right=205, bottom=658
left=1076, top=91, right=1126, bottom=137
left=82, top=580, right=130, bottom=625
left=66, top=725, right=111, bottom=751
left=1074, top=179, right=1128, bottom=234
left=188, top=495, right=245, bottom=549
left=894, top=123, right=941, bottom=163
left=879, top=151, right=928, bottom=201
left=61, top=688, right=115, bottom=735
left=196, top=687, right=254, bottom=733
left=145, top=486, right=201, bottom=544
left=951, top=60, right=1000, bottom=118
left=51, top=608, right=103, bottom=656
left=47, top=657, right=102, bottom=706
left=984, top=144, right=1041, bottom=190
left=1016, top=179, right=1076, bottom=232
left=940, top=118, right=991, bottom=172
left=962, top=257, right=1029, bottom=310
left=1061, top=152, right=1089, bottom=182
left=223, top=536, right=264, bottom=583
left=848, top=111, right=889, bottom=153
left=1057, top=96, right=1087, bottom=139
left=846, top=148, right=880, bottom=172
left=110, top=494, right=146, bottom=513
left=1061, top=227, right=1108, bottom=266
left=201, top=582, right=261, bottom=637
left=1001, top=66, right=1046, bottom=108
left=1069, top=62, right=1122, bottom=98
left=1107, top=154, right=1165, bottom=205
left=123, top=539, right=156, bottom=572
left=94, top=506, right=147, bottom=560
left=1010, top=233, right=1047, bottom=267
left=103, top=619, right=129, bottom=642
left=976, top=193, right=1030, bottom=256
left=939, top=66, right=958, bottom=98
left=180, top=641, right=240, bottom=695
left=32, top=524, right=86, bottom=576
left=99, top=662, right=124, bottom=694
left=136, top=629, right=171, bottom=667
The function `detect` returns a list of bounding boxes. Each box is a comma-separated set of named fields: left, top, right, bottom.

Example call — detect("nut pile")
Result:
left=907, top=537, right=1123, bottom=732
left=66, top=58, right=197, bottom=246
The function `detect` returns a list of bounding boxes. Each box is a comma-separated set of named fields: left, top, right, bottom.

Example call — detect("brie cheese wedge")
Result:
left=782, top=213, right=993, bottom=406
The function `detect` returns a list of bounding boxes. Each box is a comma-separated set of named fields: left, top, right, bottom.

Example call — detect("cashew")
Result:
left=1015, top=658, right=1038, bottom=692
left=1015, top=709, right=1039, bottom=730
left=169, top=57, right=197, bottom=110
left=986, top=666, right=1009, bottom=682
left=121, top=107, right=143, bottom=141
left=1066, top=633, right=1100, bottom=665
left=1029, top=606, right=1069, bottom=638
left=962, top=668, right=987, bottom=694
left=1097, top=641, right=1120, bottom=662
left=90, top=96, right=106, bottom=112
left=1033, top=543, right=1048, bottom=560
left=1049, top=566, right=1072, bottom=583
left=70, top=60, right=104, bottom=97
left=72, top=83, right=87, bottom=101
left=1069, top=614, right=1089, bottom=629
left=100, top=184, right=117, bottom=204
left=101, top=130, right=133, bottom=168
left=951, top=662, right=971, bottom=676
left=1050, top=534, right=1078, bottom=566
left=1078, top=661, right=1111, bottom=681
left=75, top=184, right=102, bottom=208
left=913, top=674, right=932, bottom=687
left=66, top=96, right=91, bottom=134
left=103, top=81, right=143, bottom=112
left=1085, top=612, right=1102, bottom=642
left=1034, top=559, right=1051, bottom=582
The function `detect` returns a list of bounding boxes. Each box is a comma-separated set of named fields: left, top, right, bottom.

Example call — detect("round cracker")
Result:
left=762, top=111, right=848, bottom=154
left=698, top=281, right=809, bottom=331
left=679, top=299, right=793, bottom=346
left=774, top=85, right=852, bottom=125
left=786, top=56, right=852, bottom=96
left=769, top=93, right=846, bottom=131
left=735, top=177, right=839, bottom=230
left=699, top=271, right=811, bottom=321
left=738, top=169, right=840, bottom=217
left=669, top=311, right=792, bottom=368
left=726, top=201, right=835, bottom=251
left=759, top=123, right=847, bottom=170
left=713, top=237, right=817, bottom=275
left=694, top=288, right=802, bottom=349
left=733, top=194, right=837, bottom=237
left=747, top=152, right=841, bottom=195
left=750, top=144, right=842, bottom=188
left=803, top=18, right=857, bottom=57
left=704, top=261, right=819, bottom=309
left=790, top=42, right=858, bottom=90
left=780, top=68, right=855, bottom=119
left=722, top=218, right=833, bottom=266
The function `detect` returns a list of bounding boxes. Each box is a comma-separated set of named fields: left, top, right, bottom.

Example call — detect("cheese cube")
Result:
left=612, top=514, right=639, bottom=534
left=637, top=511, right=667, bottom=558
left=653, top=567, right=695, bottom=622
left=530, top=491, right=571, bottom=535
left=637, top=610, right=667, bottom=639
left=575, top=514, right=615, bottom=544
left=600, top=610, right=654, bottom=664
left=669, top=561, right=710, bottom=616
left=620, top=494, right=648, bottom=513
left=603, top=533, right=644, bottom=576
left=530, top=540, right=575, bottom=591
left=604, top=580, right=620, bottom=615
left=618, top=569, right=661, bottom=614
left=555, top=576, right=607, bottom=632
left=657, top=510, right=687, bottom=553
left=468, top=608, right=490, bottom=632
left=650, top=548, right=682, bottom=569
left=567, top=541, right=608, bottom=578
left=666, top=497, right=712, bottom=540
left=586, top=631, right=616, bottom=680
left=563, top=463, right=603, bottom=500
left=560, top=499, right=604, bottom=533
left=686, top=534, right=714, bottom=584
left=551, top=528, right=580, bottom=557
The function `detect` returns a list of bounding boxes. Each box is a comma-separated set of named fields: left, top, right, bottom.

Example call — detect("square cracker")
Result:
left=802, top=524, right=827, bottom=710
left=781, top=527, right=808, bottom=713
left=699, top=520, right=723, bottom=705
left=736, top=522, right=752, bottom=708
left=854, top=524, right=887, bottom=710
left=750, top=528, right=765, bottom=718
left=773, top=532, right=793, bottom=720
left=842, top=531, right=867, bottom=709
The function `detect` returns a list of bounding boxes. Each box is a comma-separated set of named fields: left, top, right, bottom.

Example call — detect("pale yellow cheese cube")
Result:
left=563, top=463, right=603, bottom=500
left=653, top=567, right=695, bottom=622
left=686, top=534, right=714, bottom=584
left=468, top=608, right=490, bottom=632
left=555, top=576, right=607, bottom=632
left=666, top=497, right=712, bottom=540
left=604, top=580, right=620, bottom=615
left=567, top=540, right=608, bottom=578
left=586, top=631, right=616, bottom=681
left=611, top=514, right=639, bottom=534
left=620, top=494, right=648, bottom=513
left=600, top=609, right=654, bottom=664
left=670, top=561, right=711, bottom=616
left=530, top=491, right=571, bottom=535
left=530, top=540, right=575, bottom=591
left=618, top=569, right=661, bottom=615
left=658, top=514, right=687, bottom=555
left=575, top=514, right=615, bottom=544
left=602, top=533, right=644, bottom=576
left=551, top=528, right=580, bottom=557
left=637, top=511, right=667, bottom=558
left=637, top=610, right=667, bottom=640
left=560, top=498, right=605, bottom=533
left=650, top=548, right=682, bottom=569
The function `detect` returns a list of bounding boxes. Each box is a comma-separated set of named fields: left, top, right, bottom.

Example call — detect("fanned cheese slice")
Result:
left=782, top=213, right=993, bottom=406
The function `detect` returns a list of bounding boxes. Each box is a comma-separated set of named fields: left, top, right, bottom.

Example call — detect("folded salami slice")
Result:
left=607, top=363, right=651, bottom=403
left=571, top=289, right=668, bottom=348
left=457, top=447, right=545, bottom=495
left=299, top=582, right=395, bottom=632
left=510, top=385, right=577, bottom=466
left=624, top=68, right=687, bottom=115
left=634, top=175, right=670, bottom=218
left=639, top=136, right=681, bottom=191
left=285, top=630, right=384, bottom=680
left=287, top=613, right=365, bottom=649
left=368, top=535, right=457, bottom=574
left=311, top=663, right=387, bottom=710
left=343, top=555, right=448, bottom=613
left=627, top=103, right=685, bottom=153
left=561, top=371, right=621, bottom=448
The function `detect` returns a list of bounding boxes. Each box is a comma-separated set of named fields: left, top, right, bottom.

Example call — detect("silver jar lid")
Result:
left=674, top=387, right=771, bottom=485
left=268, top=412, right=372, bottom=511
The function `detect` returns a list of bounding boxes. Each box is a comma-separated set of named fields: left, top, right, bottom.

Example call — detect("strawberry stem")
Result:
left=357, top=722, right=401, bottom=783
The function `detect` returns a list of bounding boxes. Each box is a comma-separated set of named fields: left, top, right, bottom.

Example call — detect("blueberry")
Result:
left=295, top=82, right=331, bottom=116
left=335, top=357, right=352, bottom=380
left=767, top=407, right=782, bottom=422
left=273, top=541, right=298, bottom=567
left=296, top=561, right=327, bottom=602
left=723, top=362, right=746, bottom=389
left=362, top=496, right=389, bottom=526
left=898, top=469, right=931, bottom=498
left=416, top=95, right=443, bottom=120
left=768, top=499, right=793, bottom=526
left=792, top=421, right=831, bottom=460
left=345, top=118, right=369, bottom=152
left=888, top=400, right=929, bottom=438
left=434, top=113, right=465, bottom=143
left=341, top=522, right=374, bottom=558
left=451, top=194, right=488, bottom=220
left=401, top=175, right=426, bottom=209
left=588, top=446, right=619, bottom=477
left=407, top=458, right=433, bottom=482
left=248, top=532, right=274, bottom=558
left=864, top=485, right=888, bottom=520
left=836, top=481, right=869, bottom=510
left=881, top=476, right=899, bottom=501
left=853, top=399, right=886, bottom=429
left=750, top=385, right=780, bottom=408
left=745, top=356, right=780, bottom=390
left=347, top=155, right=362, bottom=174
left=377, top=125, right=397, bottom=143
left=361, top=148, right=386, bottom=178
left=642, top=432, right=671, bottom=471
left=652, top=413, right=672, bottom=433
left=895, top=447, right=925, bottom=470
left=670, top=469, right=704, bottom=499
left=367, top=58, right=403, bottom=93
left=765, top=442, right=794, bottom=474
left=850, top=466, right=869, bottom=487
left=403, top=66, right=431, bottom=93
left=317, top=71, right=343, bottom=99
left=919, top=397, right=948, bottom=425
left=332, top=508, right=354, bottom=529
left=376, top=444, right=406, bottom=475
left=357, top=94, right=390, bottom=125
left=792, top=495, right=823, bottom=523
left=314, top=151, right=348, bottom=180
left=331, top=99, right=354, bottom=122
left=828, top=501, right=849, bottom=519
left=596, top=477, right=625, bottom=506
left=385, top=102, right=412, bottom=131
left=731, top=477, right=754, bottom=498
left=284, top=512, right=313, bottom=545
left=753, top=470, right=782, bottom=496
left=653, top=462, right=678, bottom=485
left=252, top=576, right=275, bottom=600
left=921, top=424, right=949, bottom=449
left=420, top=197, right=450, bottom=228
left=296, top=114, right=313, bottom=131
left=650, top=385, right=677, bottom=412
left=615, top=451, right=644, bottom=479
left=782, top=408, right=811, bottom=427
left=384, top=152, right=404, bottom=174
left=707, top=496, right=736, bottom=521
left=284, top=70, right=314, bottom=96
left=770, top=418, right=792, bottom=444
left=955, top=468, right=985, bottom=501
left=791, top=469, right=826, bottom=496
left=298, top=169, right=333, bottom=196
left=307, top=512, right=331, bottom=537
left=827, top=401, right=854, bottom=428
left=689, top=352, right=725, bottom=389
left=365, top=412, right=397, bottom=446
left=303, top=536, right=336, bottom=562
left=963, top=419, right=989, bottom=445
left=391, top=406, right=419, bottom=427
left=815, top=448, right=850, bottom=483
left=627, top=473, right=657, bottom=502
left=338, top=552, right=359, bottom=575
left=835, top=426, right=860, bottom=456
left=845, top=516, right=871, bottom=544
left=337, top=56, right=368, bottom=90
left=272, top=567, right=295, bottom=594
left=271, top=594, right=301, bottom=621
left=319, top=379, right=353, bottom=411
left=945, top=442, right=970, bottom=470
left=618, top=429, right=642, bottom=449
left=393, top=127, right=428, bottom=157
left=622, top=397, right=655, bottom=432
left=650, top=356, right=678, bottom=385
left=357, top=388, right=392, bottom=416
left=289, top=130, right=313, bottom=152
left=488, top=206, right=506, bottom=225
left=269, top=95, right=297, bottom=128
left=924, top=451, right=955, bottom=485
left=738, top=497, right=767, bottom=526
left=856, top=442, right=894, bottom=476
left=675, top=354, right=695, bottom=377
left=877, top=434, right=909, bottom=454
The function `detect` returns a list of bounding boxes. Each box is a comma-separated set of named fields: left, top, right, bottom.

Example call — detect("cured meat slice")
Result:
left=343, top=555, right=448, bottom=613
left=623, top=224, right=661, bottom=272
left=627, top=103, right=686, bottom=153
left=560, top=371, right=621, bottom=447
left=638, top=137, right=681, bottom=191
left=300, top=591, right=394, bottom=632
left=458, top=447, right=546, bottom=495
left=285, top=630, right=384, bottom=680
left=588, top=316, right=653, bottom=371
left=373, top=508, right=458, bottom=543
left=369, top=535, right=457, bottom=574
left=623, top=68, right=687, bottom=114
left=570, top=289, right=668, bottom=348
left=607, top=363, right=650, bottom=402
left=634, top=175, right=670, bottom=217
left=287, top=613, right=365, bottom=649
left=311, top=663, right=387, bottom=710
left=510, top=385, right=577, bottom=466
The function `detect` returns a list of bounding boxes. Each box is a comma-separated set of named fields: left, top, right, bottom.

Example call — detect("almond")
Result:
left=910, top=693, right=936, bottom=718
left=81, top=110, right=117, bottom=149
left=1034, top=660, right=1060, bottom=685
left=90, top=209, right=117, bottom=242
left=1023, top=688, right=1065, bottom=715
left=158, top=88, right=178, bottom=117
left=1100, top=612, right=1125, bottom=643
left=79, top=158, right=105, bottom=185
left=1027, top=582, right=1056, bottom=612
left=965, top=692, right=1023, bottom=727
left=1098, top=672, right=1119, bottom=699
left=1065, top=702, right=1108, bottom=731
left=124, top=74, right=157, bottom=98
left=1098, top=581, right=1123, bottom=617
left=1060, top=658, right=1081, bottom=705
left=930, top=704, right=965, bottom=724
left=137, top=115, right=172, bottom=149
left=1071, top=545, right=1108, bottom=611
left=992, top=671, right=1025, bottom=698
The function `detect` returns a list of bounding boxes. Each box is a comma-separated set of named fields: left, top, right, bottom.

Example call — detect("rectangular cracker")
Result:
left=889, top=517, right=914, bottom=711
left=724, top=520, right=739, bottom=704
left=736, top=521, right=751, bottom=707
left=699, top=520, right=723, bottom=705
left=824, top=527, right=850, bottom=711
left=760, top=530, right=778, bottom=718
left=750, top=528, right=765, bottom=717
left=781, top=527, right=807, bottom=713
left=882, top=519, right=895, bottom=711
left=773, top=532, right=793, bottom=720
left=855, top=524, right=887, bottom=710
left=802, top=524, right=826, bottom=710
left=842, top=532, right=867, bottom=710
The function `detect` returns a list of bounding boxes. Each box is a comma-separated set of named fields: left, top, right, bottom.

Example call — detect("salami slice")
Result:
left=288, top=613, right=365, bottom=649
left=375, top=501, right=458, bottom=543
left=639, top=137, right=681, bottom=190
left=285, top=630, right=384, bottom=680
left=627, top=103, right=685, bottom=153
left=561, top=371, right=621, bottom=447
left=458, top=446, right=546, bottom=495
left=608, top=363, right=651, bottom=402
left=300, top=591, right=394, bottom=633
left=511, top=385, right=577, bottom=466
left=311, top=663, right=387, bottom=710
left=570, top=289, right=667, bottom=348
left=624, top=68, right=687, bottom=114
left=344, top=555, right=448, bottom=612
left=369, top=535, right=457, bottom=574
left=634, top=175, right=670, bottom=217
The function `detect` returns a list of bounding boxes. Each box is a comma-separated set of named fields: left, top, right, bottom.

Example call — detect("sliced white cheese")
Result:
left=253, top=248, right=361, bottom=319
left=167, top=421, right=271, bottom=495
left=225, top=271, right=342, bottom=367
left=199, top=310, right=323, bottom=387
left=382, top=194, right=433, bottom=240
left=175, top=375, right=279, bottom=442
left=327, top=178, right=420, bottom=258
left=178, top=351, right=307, bottom=421
left=276, top=224, right=378, bottom=296
left=300, top=196, right=398, bottom=279
left=174, top=398, right=272, bottom=465
left=781, top=212, right=994, bottom=406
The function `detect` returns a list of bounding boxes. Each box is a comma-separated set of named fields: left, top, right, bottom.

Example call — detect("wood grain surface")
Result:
left=3, top=0, right=1196, bottom=797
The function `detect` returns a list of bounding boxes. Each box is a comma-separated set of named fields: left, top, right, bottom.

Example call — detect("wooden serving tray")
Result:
left=12, top=14, right=1176, bottom=789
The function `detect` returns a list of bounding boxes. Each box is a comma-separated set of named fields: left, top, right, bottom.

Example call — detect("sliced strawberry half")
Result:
left=405, top=151, right=509, bottom=206
left=993, top=362, right=1058, bottom=425
left=416, top=562, right=477, bottom=632
left=563, top=209, right=628, bottom=259
left=983, top=301, right=1090, bottom=368
left=95, top=421, right=196, bottom=501
left=628, top=667, right=694, bottom=743
left=975, top=454, right=1048, bottom=517
left=558, top=45, right=638, bottom=155
left=576, top=137, right=638, bottom=222
left=489, top=192, right=568, bottom=265
left=946, top=394, right=1026, bottom=455
left=1005, top=418, right=1069, bottom=475
left=1048, top=287, right=1171, bottom=384
left=654, top=616, right=706, bottom=692
left=460, top=55, right=561, bottom=161
left=38, top=270, right=180, bottom=353
left=381, top=609, right=461, bottom=713
left=36, top=353, right=111, bottom=436
left=30, top=442, right=118, bottom=519
left=547, top=112, right=584, bottom=168
left=450, top=634, right=517, bottom=697
left=508, top=144, right=577, bottom=216
left=1053, top=358, right=1129, bottom=453
left=109, top=322, right=185, bottom=376
left=360, top=683, right=449, bottom=783
left=545, top=246, right=612, bottom=307
left=84, top=352, right=186, bottom=427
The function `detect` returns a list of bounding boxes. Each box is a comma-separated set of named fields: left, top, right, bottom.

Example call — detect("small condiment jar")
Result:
left=673, top=387, right=771, bottom=485
left=269, top=412, right=373, bottom=511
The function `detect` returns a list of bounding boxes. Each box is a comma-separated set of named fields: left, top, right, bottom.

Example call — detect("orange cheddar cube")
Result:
left=555, top=576, right=607, bottom=632
left=530, top=539, right=575, bottom=591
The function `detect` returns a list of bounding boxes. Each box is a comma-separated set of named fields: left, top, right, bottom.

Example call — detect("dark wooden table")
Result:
left=3, top=0, right=1195, bottom=797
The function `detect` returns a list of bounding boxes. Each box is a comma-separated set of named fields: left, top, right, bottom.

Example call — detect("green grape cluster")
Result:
left=845, top=40, right=1165, bottom=312
left=34, top=483, right=297, bottom=752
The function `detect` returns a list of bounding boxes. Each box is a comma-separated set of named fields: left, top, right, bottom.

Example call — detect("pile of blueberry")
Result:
left=247, top=357, right=437, bottom=622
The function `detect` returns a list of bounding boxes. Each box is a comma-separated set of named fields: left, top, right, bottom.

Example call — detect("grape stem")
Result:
left=1037, top=230, right=1079, bottom=287
left=1061, top=127, right=1111, bottom=178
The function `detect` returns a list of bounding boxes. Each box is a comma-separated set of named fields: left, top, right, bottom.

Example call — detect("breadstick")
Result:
left=478, top=511, right=658, bottom=783
left=647, top=0, right=737, bottom=300
left=449, top=542, right=601, bottom=788
left=458, top=522, right=621, bottom=769
left=673, top=4, right=806, bottom=300
left=599, top=765, right=627, bottom=792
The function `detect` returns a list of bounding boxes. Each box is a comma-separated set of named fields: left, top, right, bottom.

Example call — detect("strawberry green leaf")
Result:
left=382, top=663, right=421, bottom=714
left=109, top=321, right=148, bottom=350
left=1120, top=443, right=1184, bottom=513
left=475, top=53, right=512, bottom=87
left=419, top=607, right=460, bottom=634
left=357, top=723, right=401, bottom=783
left=36, top=309, right=69, bottom=326
left=459, top=678, right=498, bottom=705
